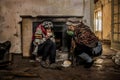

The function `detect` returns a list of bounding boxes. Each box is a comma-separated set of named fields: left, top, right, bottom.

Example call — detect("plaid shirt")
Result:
left=74, top=23, right=99, bottom=48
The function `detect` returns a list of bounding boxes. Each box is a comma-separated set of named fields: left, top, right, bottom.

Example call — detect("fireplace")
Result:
left=21, top=16, right=82, bottom=57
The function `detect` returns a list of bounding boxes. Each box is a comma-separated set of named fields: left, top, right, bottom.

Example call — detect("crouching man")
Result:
left=66, top=18, right=102, bottom=68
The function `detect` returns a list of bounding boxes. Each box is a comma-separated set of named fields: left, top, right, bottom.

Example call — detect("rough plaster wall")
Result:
left=0, top=0, right=91, bottom=53
left=83, top=0, right=92, bottom=27
left=103, top=2, right=111, bottom=40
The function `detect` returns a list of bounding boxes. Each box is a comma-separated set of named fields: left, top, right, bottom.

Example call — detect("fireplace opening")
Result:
left=54, top=32, right=62, bottom=51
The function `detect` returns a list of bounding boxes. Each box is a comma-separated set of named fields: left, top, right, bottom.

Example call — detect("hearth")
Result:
left=20, top=16, right=82, bottom=56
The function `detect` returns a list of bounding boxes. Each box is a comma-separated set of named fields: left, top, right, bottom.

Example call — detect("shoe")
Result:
left=49, top=63, right=57, bottom=69
left=30, top=54, right=36, bottom=60
left=84, top=61, right=94, bottom=68
left=40, top=61, right=49, bottom=68
left=36, top=57, right=41, bottom=62
left=76, top=57, right=85, bottom=65
left=29, top=55, right=36, bottom=62
left=29, top=59, right=35, bottom=62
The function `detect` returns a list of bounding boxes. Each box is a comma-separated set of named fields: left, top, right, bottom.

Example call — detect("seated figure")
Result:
left=30, top=21, right=56, bottom=68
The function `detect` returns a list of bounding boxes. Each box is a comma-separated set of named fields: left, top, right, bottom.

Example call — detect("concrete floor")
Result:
left=0, top=43, right=120, bottom=80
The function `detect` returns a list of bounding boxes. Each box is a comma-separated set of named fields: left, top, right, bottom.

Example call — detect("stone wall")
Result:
left=0, top=0, right=93, bottom=54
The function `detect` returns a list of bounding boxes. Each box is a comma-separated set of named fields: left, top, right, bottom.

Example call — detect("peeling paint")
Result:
left=14, top=33, right=19, bottom=37
left=0, top=16, right=5, bottom=23
left=0, top=23, right=4, bottom=28
left=5, top=25, right=10, bottom=28
left=0, top=30, right=3, bottom=34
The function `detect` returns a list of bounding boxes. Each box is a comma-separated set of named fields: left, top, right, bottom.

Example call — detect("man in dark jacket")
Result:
left=40, top=21, right=56, bottom=68
left=30, top=21, right=56, bottom=68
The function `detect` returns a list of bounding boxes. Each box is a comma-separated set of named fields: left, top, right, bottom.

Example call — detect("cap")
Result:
left=42, top=21, right=53, bottom=28
left=66, top=18, right=81, bottom=26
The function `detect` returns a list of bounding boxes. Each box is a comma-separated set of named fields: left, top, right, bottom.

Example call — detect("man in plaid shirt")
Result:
left=66, top=18, right=102, bottom=68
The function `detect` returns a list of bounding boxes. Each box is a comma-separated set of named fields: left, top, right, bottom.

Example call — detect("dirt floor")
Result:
left=0, top=43, right=120, bottom=80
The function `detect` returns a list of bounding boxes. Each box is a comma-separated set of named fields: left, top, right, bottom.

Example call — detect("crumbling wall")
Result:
left=0, top=0, right=92, bottom=53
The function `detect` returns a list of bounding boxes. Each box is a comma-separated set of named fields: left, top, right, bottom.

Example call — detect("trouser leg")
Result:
left=67, top=38, right=72, bottom=60
left=74, top=45, right=94, bottom=67
left=78, top=52, right=92, bottom=63
left=32, top=45, right=38, bottom=55
left=49, top=42, right=56, bottom=64
left=37, top=44, right=45, bottom=56
left=42, top=40, right=53, bottom=61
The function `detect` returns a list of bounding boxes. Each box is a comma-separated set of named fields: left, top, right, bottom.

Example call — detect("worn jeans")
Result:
left=75, top=41, right=102, bottom=63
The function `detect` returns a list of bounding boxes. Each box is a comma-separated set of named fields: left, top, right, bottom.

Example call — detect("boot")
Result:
left=84, top=60, right=94, bottom=68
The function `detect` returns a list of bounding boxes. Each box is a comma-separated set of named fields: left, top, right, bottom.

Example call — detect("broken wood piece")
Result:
left=0, top=70, right=40, bottom=78
left=12, top=72, right=40, bottom=77
left=0, top=76, right=14, bottom=80
left=15, top=67, right=31, bottom=72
